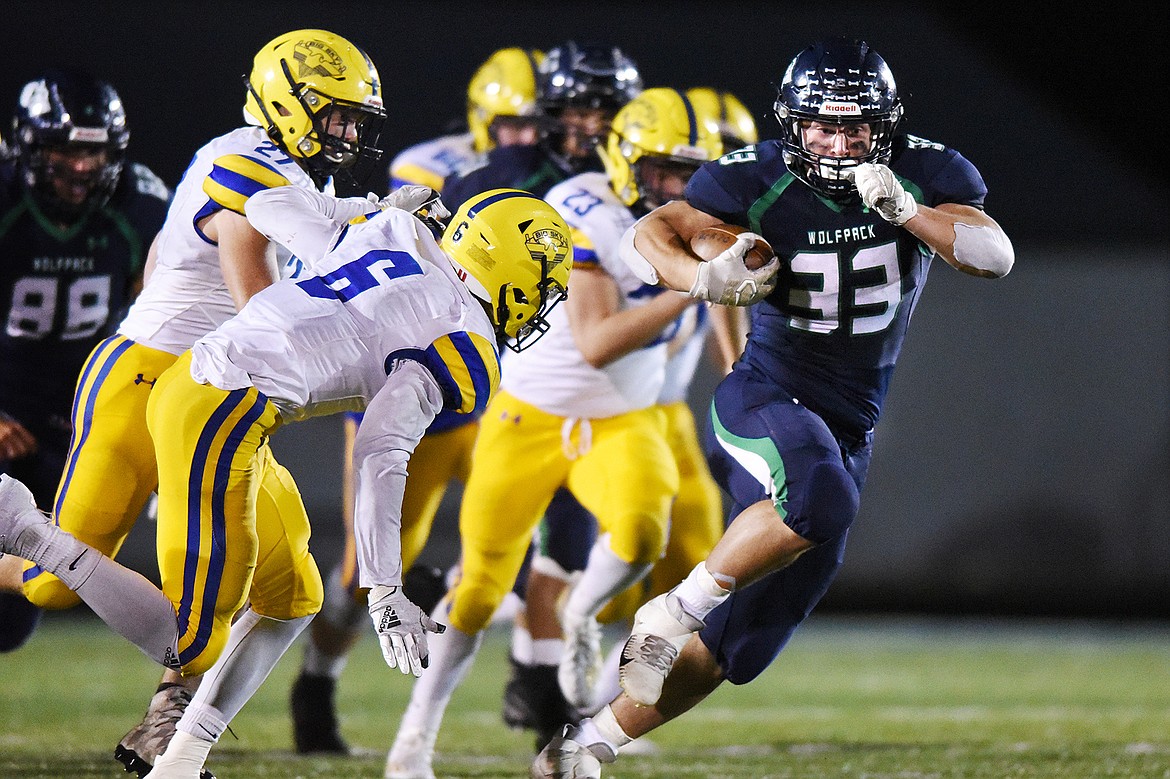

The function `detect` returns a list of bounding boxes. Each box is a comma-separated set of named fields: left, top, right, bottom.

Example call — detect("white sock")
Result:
left=186, top=607, right=312, bottom=724
left=301, top=639, right=349, bottom=679
left=574, top=705, right=629, bottom=761
left=670, top=562, right=732, bottom=622
left=151, top=729, right=214, bottom=772
left=396, top=611, right=483, bottom=736
left=531, top=637, right=564, bottom=666
left=74, top=555, right=180, bottom=667
left=562, top=534, right=651, bottom=622
left=510, top=622, right=534, bottom=664
left=587, top=639, right=624, bottom=715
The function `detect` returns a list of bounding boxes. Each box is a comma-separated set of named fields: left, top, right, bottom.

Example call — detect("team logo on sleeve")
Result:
left=293, top=39, right=346, bottom=79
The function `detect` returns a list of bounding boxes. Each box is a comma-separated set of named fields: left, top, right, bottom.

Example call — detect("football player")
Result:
left=533, top=38, right=1013, bottom=778
left=384, top=87, right=722, bottom=779
left=0, top=186, right=572, bottom=778
left=288, top=46, right=548, bottom=755
left=0, top=70, right=169, bottom=652
left=7, top=29, right=385, bottom=778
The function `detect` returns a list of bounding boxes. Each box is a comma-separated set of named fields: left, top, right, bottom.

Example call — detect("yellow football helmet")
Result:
left=467, top=48, right=544, bottom=153
left=686, top=87, right=759, bottom=150
left=441, top=189, right=572, bottom=351
left=244, top=29, right=386, bottom=185
left=599, top=87, right=723, bottom=209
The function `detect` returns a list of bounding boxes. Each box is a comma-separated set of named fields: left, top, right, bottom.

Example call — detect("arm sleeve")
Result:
left=352, top=358, right=446, bottom=589
left=244, top=185, right=373, bottom=264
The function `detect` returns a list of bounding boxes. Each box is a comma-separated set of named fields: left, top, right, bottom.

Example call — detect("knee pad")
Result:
left=23, top=572, right=82, bottom=611
left=446, top=578, right=505, bottom=635
left=787, top=461, right=860, bottom=545
left=607, top=513, right=669, bottom=567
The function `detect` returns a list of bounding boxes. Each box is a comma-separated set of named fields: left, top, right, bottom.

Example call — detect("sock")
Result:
left=396, top=608, right=483, bottom=736
left=510, top=622, right=534, bottom=664
left=74, top=555, right=180, bottom=667
left=670, top=562, right=732, bottom=623
left=574, top=705, right=628, bottom=762
left=177, top=702, right=228, bottom=743
left=563, top=534, right=651, bottom=622
left=531, top=637, right=564, bottom=666
left=151, top=729, right=214, bottom=772
left=587, top=640, right=624, bottom=715
left=186, top=607, right=312, bottom=724
left=301, top=639, right=348, bottom=679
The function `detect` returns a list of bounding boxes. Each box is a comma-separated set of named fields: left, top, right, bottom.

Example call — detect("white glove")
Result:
left=368, top=584, right=446, bottom=676
left=852, top=162, right=918, bottom=225
left=377, top=185, right=452, bottom=224
left=688, top=232, right=779, bottom=306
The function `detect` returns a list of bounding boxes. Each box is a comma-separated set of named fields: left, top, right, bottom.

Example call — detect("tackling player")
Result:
left=287, top=46, right=548, bottom=755
left=384, top=86, right=723, bottom=779
left=533, top=38, right=1013, bottom=778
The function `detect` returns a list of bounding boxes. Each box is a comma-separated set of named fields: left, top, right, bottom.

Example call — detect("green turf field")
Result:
left=2, top=612, right=1168, bottom=778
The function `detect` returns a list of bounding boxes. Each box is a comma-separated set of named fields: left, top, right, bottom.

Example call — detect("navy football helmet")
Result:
left=12, top=69, right=129, bottom=219
left=774, top=38, right=902, bottom=198
left=537, top=41, right=642, bottom=172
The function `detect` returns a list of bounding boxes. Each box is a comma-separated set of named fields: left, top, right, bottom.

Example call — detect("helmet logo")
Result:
left=292, top=40, right=347, bottom=80
left=820, top=100, right=862, bottom=116
left=526, top=228, right=569, bottom=266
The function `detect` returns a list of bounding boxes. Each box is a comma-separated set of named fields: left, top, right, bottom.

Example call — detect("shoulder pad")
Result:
left=203, top=153, right=292, bottom=215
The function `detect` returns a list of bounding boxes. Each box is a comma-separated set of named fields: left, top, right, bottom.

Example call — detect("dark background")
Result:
left=7, top=2, right=1167, bottom=617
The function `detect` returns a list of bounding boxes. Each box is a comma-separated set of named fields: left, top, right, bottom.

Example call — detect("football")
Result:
left=689, top=223, right=774, bottom=271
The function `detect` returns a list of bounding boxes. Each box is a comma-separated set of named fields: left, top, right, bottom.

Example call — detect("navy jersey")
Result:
left=686, top=135, right=986, bottom=440
left=0, top=160, right=170, bottom=438
left=442, top=144, right=588, bottom=212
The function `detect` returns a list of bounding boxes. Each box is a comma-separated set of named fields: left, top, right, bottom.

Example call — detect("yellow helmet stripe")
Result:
left=203, top=154, right=292, bottom=215
left=425, top=331, right=501, bottom=415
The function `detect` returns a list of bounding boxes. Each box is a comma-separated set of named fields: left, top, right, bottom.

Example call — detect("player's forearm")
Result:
left=574, top=291, right=696, bottom=369
left=905, top=204, right=1014, bottom=279
left=621, top=201, right=722, bottom=292
left=352, top=361, right=444, bottom=588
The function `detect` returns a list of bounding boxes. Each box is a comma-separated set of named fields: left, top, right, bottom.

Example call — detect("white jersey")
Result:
left=658, top=305, right=711, bottom=404
left=501, top=172, right=669, bottom=419
left=118, top=126, right=319, bottom=354
left=388, top=132, right=478, bottom=192
left=190, top=207, right=499, bottom=425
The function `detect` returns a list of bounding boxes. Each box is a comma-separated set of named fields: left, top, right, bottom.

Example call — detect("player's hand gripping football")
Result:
left=851, top=163, right=918, bottom=226
left=368, top=584, right=446, bottom=676
left=688, top=232, right=779, bottom=306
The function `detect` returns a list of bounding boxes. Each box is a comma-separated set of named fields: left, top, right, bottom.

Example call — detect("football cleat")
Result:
left=530, top=725, right=614, bottom=779
left=502, top=657, right=581, bottom=752
left=385, top=726, right=437, bottom=779
left=290, top=673, right=349, bottom=754
left=114, top=684, right=214, bottom=779
left=557, top=613, right=602, bottom=710
left=618, top=592, right=703, bottom=706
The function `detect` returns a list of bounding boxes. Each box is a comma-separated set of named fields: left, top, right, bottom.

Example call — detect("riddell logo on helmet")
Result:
left=293, top=40, right=347, bottom=80
left=820, top=101, right=861, bottom=115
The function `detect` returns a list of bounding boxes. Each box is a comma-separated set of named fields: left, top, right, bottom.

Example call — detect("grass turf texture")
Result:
left=2, top=612, right=1168, bottom=778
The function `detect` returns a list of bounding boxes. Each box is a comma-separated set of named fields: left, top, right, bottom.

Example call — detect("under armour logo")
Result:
left=134, top=374, right=156, bottom=387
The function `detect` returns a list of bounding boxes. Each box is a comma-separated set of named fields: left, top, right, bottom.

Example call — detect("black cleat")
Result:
left=291, top=672, right=349, bottom=754
left=501, top=658, right=581, bottom=753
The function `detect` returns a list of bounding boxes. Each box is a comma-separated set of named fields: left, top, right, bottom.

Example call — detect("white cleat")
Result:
left=558, top=612, right=602, bottom=710
left=385, top=727, right=436, bottom=779
left=619, top=592, right=703, bottom=706
left=0, top=475, right=51, bottom=560
left=531, top=725, right=614, bottom=779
